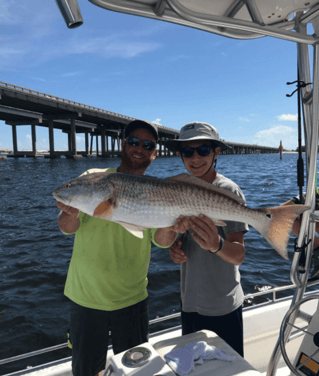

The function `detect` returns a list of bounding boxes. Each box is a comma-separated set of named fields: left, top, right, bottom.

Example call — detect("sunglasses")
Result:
left=180, top=145, right=212, bottom=158
left=126, top=136, right=156, bottom=151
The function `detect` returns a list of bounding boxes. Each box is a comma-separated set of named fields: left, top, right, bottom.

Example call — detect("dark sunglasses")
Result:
left=180, top=144, right=212, bottom=158
left=126, top=136, right=156, bottom=151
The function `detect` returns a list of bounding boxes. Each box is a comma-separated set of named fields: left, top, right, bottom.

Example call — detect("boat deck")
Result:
left=6, top=293, right=315, bottom=376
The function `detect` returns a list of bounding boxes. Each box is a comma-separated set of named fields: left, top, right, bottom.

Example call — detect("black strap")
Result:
left=294, top=237, right=311, bottom=273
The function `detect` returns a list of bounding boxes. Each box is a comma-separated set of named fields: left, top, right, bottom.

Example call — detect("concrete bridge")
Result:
left=0, top=81, right=280, bottom=159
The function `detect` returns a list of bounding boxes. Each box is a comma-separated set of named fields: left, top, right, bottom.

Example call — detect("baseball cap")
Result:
left=165, top=122, right=231, bottom=152
left=124, top=120, right=158, bottom=142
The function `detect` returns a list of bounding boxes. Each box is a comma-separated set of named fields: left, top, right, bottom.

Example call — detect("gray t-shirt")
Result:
left=180, top=173, right=249, bottom=316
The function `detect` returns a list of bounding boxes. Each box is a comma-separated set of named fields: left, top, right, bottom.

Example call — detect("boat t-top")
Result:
left=3, top=1, right=319, bottom=375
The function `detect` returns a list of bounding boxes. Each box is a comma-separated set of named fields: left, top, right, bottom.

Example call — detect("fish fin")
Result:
left=93, top=199, right=114, bottom=219
left=84, top=171, right=116, bottom=184
left=116, top=221, right=145, bottom=238
left=80, top=169, right=116, bottom=177
left=167, top=174, right=245, bottom=204
left=255, top=205, right=310, bottom=260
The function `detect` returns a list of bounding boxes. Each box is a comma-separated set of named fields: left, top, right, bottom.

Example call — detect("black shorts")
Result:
left=181, top=306, right=244, bottom=357
left=69, top=297, right=149, bottom=376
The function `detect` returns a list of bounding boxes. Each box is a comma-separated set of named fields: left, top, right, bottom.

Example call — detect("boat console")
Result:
left=106, top=342, right=175, bottom=376
left=280, top=295, right=319, bottom=376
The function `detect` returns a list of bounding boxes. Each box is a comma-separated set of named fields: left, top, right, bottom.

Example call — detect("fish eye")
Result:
left=65, top=183, right=71, bottom=189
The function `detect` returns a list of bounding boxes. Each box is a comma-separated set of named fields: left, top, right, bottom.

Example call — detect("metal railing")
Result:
left=2, top=280, right=319, bottom=367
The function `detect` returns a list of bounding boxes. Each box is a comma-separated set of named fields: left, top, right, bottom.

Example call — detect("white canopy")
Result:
left=89, top=0, right=319, bottom=44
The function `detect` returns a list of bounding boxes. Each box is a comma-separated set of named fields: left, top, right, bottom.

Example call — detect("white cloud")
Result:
left=152, top=118, right=162, bottom=125
left=61, top=71, right=82, bottom=78
left=30, top=76, right=47, bottom=82
left=25, top=134, right=32, bottom=150
left=37, top=138, right=49, bottom=150
left=76, top=135, right=84, bottom=142
left=277, top=114, right=298, bottom=121
left=0, top=2, right=164, bottom=69
left=239, top=117, right=249, bottom=122
left=250, top=125, right=297, bottom=150
left=76, top=135, right=86, bottom=150
left=57, top=37, right=160, bottom=59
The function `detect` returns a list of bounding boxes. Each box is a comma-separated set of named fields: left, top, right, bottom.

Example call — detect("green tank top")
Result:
left=64, top=168, right=160, bottom=311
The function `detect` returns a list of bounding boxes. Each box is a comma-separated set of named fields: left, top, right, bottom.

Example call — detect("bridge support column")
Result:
left=96, top=135, right=99, bottom=157
left=85, top=133, right=89, bottom=156
left=117, top=135, right=121, bottom=155
left=48, top=120, right=58, bottom=158
left=11, top=125, right=18, bottom=157
left=70, top=118, right=77, bottom=156
left=90, top=134, right=94, bottom=155
left=101, top=129, right=106, bottom=157
left=159, top=138, right=163, bottom=157
left=31, top=124, right=37, bottom=156
left=111, top=136, right=115, bottom=156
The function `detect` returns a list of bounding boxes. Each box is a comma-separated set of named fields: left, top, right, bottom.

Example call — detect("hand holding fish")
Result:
left=190, top=214, right=220, bottom=252
left=57, top=202, right=81, bottom=234
left=172, top=216, right=193, bottom=234
left=155, top=215, right=193, bottom=247
left=57, top=202, right=80, bottom=216
left=169, top=239, right=187, bottom=264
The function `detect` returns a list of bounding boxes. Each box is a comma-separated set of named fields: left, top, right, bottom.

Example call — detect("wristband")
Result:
left=214, top=236, right=224, bottom=254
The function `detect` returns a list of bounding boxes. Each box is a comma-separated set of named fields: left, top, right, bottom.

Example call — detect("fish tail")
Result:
left=254, top=205, right=310, bottom=260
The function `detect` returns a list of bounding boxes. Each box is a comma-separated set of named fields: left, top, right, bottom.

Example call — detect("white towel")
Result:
left=164, top=341, right=234, bottom=376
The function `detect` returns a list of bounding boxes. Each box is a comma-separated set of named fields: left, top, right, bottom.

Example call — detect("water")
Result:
left=0, top=153, right=315, bottom=374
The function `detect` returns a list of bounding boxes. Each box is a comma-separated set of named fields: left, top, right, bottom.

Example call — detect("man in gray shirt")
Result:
left=164, top=122, right=249, bottom=357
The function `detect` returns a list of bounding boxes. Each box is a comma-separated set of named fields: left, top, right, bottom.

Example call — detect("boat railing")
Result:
left=1, top=279, right=319, bottom=367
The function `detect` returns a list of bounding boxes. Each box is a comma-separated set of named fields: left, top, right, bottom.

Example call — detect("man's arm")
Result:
left=154, top=216, right=193, bottom=247
left=169, top=237, right=187, bottom=264
left=220, top=231, right=245, bottom=265
left=57, top=202, right=80, bottom=234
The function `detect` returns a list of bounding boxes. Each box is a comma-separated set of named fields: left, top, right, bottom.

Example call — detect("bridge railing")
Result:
left=0, top=81, right=135, bottom=120
left=0, top=81, right=179, bottom=135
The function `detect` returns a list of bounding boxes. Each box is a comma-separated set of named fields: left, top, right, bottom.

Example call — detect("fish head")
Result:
left=53, top=172, right=114, bottom=215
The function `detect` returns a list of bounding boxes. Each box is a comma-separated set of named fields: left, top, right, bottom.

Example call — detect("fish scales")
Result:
left=109, top=173, right=270, bottom=230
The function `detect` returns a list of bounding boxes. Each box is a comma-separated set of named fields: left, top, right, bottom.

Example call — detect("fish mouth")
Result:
left=52, top=192, right=67, bottom=204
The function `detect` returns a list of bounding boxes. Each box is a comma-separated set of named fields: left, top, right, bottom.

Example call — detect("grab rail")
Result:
left=2, top=280, right=319, bottom=367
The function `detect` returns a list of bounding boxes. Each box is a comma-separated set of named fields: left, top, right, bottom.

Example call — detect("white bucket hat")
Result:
left=165, top=122, right=232, bottom=152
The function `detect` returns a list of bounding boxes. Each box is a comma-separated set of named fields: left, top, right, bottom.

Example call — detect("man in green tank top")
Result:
left=56, top=120, right=175, bottom=376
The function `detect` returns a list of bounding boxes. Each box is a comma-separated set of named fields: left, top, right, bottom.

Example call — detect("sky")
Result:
left=0, top=0, right=308, bottom=151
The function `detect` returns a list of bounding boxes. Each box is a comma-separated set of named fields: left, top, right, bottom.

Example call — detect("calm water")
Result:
left=0, top=153, right=315, bottom=374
